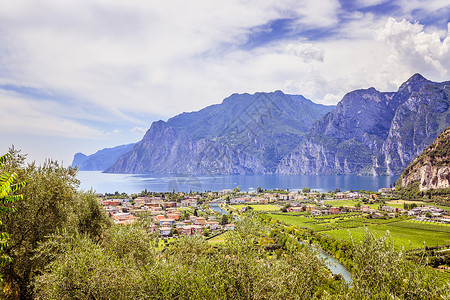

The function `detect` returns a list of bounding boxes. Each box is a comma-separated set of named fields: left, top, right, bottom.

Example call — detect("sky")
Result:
left=1, top=0, right=450, bottom=165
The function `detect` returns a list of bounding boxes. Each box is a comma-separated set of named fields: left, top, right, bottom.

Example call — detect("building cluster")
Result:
left=407, top=205, right=449, bottom=223
left=102, top=195, right=234, bottom=236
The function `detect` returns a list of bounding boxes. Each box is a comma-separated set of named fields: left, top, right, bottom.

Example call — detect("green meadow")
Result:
left=268, top=212, right=450, bottom=250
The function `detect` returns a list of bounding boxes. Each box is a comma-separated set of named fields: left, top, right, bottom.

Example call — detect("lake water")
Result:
left=77, top=171, right=398, bottom=194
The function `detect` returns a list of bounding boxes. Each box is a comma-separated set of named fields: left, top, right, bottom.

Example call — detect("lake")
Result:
left=77, top=171, right=398, bottom=194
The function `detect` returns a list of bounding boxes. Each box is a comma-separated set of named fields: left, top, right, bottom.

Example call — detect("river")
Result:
left=210, top=203, right=352, bottom=284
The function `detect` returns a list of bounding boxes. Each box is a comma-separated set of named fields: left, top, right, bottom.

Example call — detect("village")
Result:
left=99, top=187, right=450, bottom=238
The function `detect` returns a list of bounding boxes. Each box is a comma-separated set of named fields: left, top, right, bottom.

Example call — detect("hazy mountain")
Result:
left=105, top=91, right=334, bottom=174
left=71, top=143, right=135, bottom=171
left=276, top=74, right=450, bottom=175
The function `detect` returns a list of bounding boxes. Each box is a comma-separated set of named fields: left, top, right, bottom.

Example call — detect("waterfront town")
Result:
left=100, top=187, right=450, bottom=237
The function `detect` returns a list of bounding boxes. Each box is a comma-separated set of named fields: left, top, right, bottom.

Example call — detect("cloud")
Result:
left=130, top=127, right=147, bottom=135
left=0, top=89, right=104, bottom=139
left=1, top=1, right=450, bottom=164
left=376, top=18, right=450, bottom=80
left=286, top=43, right=325, bottom=62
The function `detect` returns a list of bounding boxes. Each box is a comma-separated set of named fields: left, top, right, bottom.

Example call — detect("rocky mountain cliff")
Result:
left=104, top=91, right=334, bottom=174
left=397, top=127, right=450, bottom=191
left=72, top=143, right=135, bottom=171
left=276, top=74, right=450, bottom=175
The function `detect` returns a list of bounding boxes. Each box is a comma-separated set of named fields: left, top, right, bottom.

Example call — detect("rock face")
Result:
left=71, top=143, right=135, bottom=171
left=105, top=91, right=334, bottom=174
left=398, top=127, right=450, bottom=191
left=277, top=74, right=450, bottom=175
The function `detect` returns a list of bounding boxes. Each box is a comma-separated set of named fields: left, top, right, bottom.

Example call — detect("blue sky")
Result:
left=1, top=0, right=450, bottom=164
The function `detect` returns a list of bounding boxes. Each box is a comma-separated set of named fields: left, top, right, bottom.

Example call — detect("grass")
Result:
left=268, top=214, right=330, bottom=231
left=233, top=204, right=281, bottom=211
left=207, top=231, right=232, bottom=244
left=384, top=200, right=428, bottom=209
left=268, top=209, right=450, bottom=250
left=324, top=199, right=361, bottom=207
left=324, top=222, right=450, bottom=250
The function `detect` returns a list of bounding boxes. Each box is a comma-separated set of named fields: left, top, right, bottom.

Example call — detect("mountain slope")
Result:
left=71, top=143, right=135, bottom=171
left=276, top=74, right=450, bottom=175
left=105, top=91, right=334, bottom=174
left=397, top=127, right=450, bottom=191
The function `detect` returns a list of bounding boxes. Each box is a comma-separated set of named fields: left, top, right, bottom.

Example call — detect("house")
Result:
left=310, top=209, right=322, bottom=216
left=182, top=225, right=203, bottom=235
left=378, top=187, right=393, bottom=193
left=382, top=206, right=398, bottom=213
left=361, top=205, right=371, bottom=212
left=329, top=207, right=340, bottom=214
left=305, top=205, right=315, bottom=212
left=335, top=192, right=346, bottom=199
left=279, top=194, right=290, bottom=201
left=205, top=221, right=220, bottom=230
left=163, top=201, right=177, bottom=208
left=112, top=213, right=138, bottom=226
left=259, top=198, right=269, bottom=204
left=224, top=224, right=235, bottom=230
left=289, top=207, right=303, bottom=213
left=180, top=199, right=198, bottom=207
left=159, top=218, right=175, bottom=226
left=167, top=213, right=180, bottom=221
left=194, top=217, right=206, bottom=226
left=103, top=200, right=120, bottom=206
left=159, top=227, right=172, bottom=236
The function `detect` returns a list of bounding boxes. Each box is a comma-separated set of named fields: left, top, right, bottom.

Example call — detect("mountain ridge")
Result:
left=104, top=91, right=334, bottom=174
left=73, top=74, right=450, bottom=175
left=276, top=74, right=450, bottom=176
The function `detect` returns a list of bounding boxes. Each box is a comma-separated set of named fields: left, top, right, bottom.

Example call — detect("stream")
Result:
left=209, top=203, right=353, bottom=284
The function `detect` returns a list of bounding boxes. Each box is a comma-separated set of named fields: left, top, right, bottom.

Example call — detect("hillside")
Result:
left=277, top=74, right=450, bottom=175
left=105, top=91, right=334, bottom=174
left=72, top=143, right=135, bottom=171
left=397, top=127, right=450, bottom=191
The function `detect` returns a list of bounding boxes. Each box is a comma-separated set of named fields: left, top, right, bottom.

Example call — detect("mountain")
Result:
left=276, top=74, right=450, bottom=175
left=105, top=91, right=334, bottom=174
left=71, top=143, right=135, bottom=171
left=397, top=127, right=450, bottom=191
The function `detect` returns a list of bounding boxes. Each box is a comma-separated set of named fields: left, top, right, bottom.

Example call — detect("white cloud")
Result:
left=376, top=18, right=450, bottom=81
left=0, top=90, right=104, bottom=139
left=1, top=0, right=450, bottom=164
left=286, top=43, right=324, bottom=62
left=130, top=127, right=147, bottom=135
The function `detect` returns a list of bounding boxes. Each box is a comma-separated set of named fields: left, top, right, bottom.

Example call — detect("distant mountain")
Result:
left=105, top=91, right=334, bottom=174
left=397, top=127, right=450, bottom=191
left=71, top=143, right=135, bottom=171
left=276, top=74, right=450, bottom=175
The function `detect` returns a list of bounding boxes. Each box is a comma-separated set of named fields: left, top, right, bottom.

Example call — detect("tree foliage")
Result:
left=0, top=148, right=111, bottom=299
left=0, top=153, right=26, bottom=276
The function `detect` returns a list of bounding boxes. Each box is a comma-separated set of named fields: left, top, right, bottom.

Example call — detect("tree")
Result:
left=256, top=187, right=263, bottom=193
left=302, top=187, right=311, bottom=194
left=202, top=227, right=211, bottom=237
left=0, top=154, right=26, bottom=279
left=0, top=149, right=111, bottom=299
left=219, top=214, right=229, bottom=226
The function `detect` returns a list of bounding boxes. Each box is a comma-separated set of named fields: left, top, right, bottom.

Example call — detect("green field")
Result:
left=233, top=204, right=281, bottom=211
left=268, top=214, right=331, bottom=231
left=207, top=231, right=232, bottom=244
left=324, top=199, right=430, bottom=210
left=268, top=212, right=450, bottom=250
left=324, top=199, right=361, bottom=207
left=324, top=222, right=450, bottom=250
